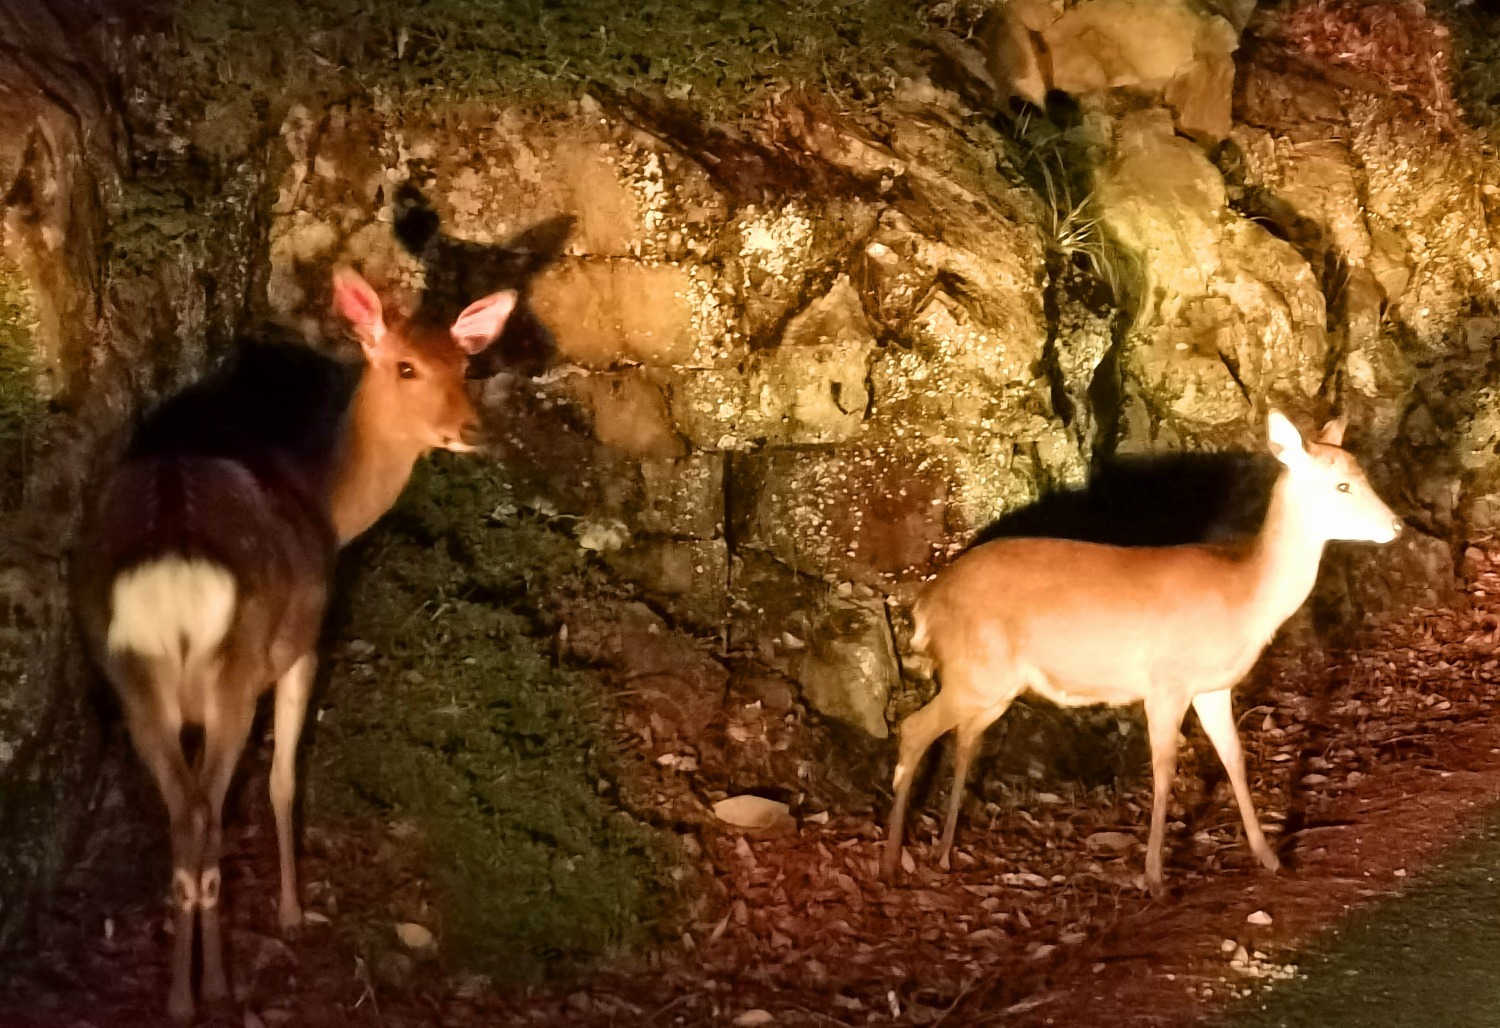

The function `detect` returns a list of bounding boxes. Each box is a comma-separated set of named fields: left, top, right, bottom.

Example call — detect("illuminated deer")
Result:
left=74, top=267, right=515, bottom=1020
left=882, top=411, right=1403, bottom=894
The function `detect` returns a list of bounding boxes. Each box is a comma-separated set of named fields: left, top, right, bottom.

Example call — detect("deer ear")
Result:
left=1317, top=414, right=1348, bottom=447
left=332, top=267, right=388, bottom=355
left=450, top=290, right=518, bottom=355
left=1266, top=409, right=1308, bottom=466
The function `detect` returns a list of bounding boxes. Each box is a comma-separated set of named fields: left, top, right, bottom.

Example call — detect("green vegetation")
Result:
left=105, top=180, right=215, bottom=274
left=310, top=457, right=685, bottom=979
left=0, top=270, right=43, bottom=510
left=1449, top=0, right=1500, bottom=139
left=173, top=0, right=922, bottom=114
left=1003, top=107, right=1135, bottom=307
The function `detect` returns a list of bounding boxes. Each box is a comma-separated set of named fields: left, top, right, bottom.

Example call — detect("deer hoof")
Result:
left=278, top=899, right=303, bottom=936
left=167, top=986, right=195, bottom=1024
left=201, top=965, right=229, bottom=1004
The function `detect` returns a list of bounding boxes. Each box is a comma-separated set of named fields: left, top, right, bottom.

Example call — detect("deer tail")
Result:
left=909, top=594, right=932, bottom=654
left=106, top=557, right=237, bottom=688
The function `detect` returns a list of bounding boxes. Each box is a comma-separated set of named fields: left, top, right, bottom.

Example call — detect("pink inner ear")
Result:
left=332, top=269, right=385, bottom=332
left=450, top=290, right=518, bottom=354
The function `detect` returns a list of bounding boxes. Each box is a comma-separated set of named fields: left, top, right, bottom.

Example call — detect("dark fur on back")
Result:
left=129, top=332, right=356, bottom=487
left=75, top=334, right=348, bottom=652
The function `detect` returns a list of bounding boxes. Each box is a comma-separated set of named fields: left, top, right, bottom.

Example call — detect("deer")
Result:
left=881, top=410, right=1404, bottom=895
left=72, top=267, right=516, bottom=1021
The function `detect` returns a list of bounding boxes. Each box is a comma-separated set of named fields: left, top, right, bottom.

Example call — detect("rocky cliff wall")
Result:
left=2, top=0, right=1499, bottom=948
left=0, top=0, right=269, bottom=943
left=261, top=1, right=1495, bottom=743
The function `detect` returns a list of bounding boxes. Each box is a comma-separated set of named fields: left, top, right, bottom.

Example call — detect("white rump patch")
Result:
left=107, top=557, right=237, bottom=665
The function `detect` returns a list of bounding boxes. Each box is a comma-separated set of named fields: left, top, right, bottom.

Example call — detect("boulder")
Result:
left=563, top=370, right=686, bottom=459
left=984, top=0, right=1241, bottom=140
left=780, top=275, right=875, bottom=350
left=634, top=453, right=725, bottom=539
left=793, top=593, right=900, bottom=739
left=1095, top=110, right=1327, bottom=442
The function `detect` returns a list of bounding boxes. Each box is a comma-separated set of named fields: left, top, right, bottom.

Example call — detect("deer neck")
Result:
left=1243, top=470, right=1329, bottom=637
left=328, top=380, right=427, bottom=546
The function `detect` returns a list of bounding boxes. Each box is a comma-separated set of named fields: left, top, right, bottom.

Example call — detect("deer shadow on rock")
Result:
left=392, top=182, right=574, bottom=381
left=970, top=451, right=1280, bottom=552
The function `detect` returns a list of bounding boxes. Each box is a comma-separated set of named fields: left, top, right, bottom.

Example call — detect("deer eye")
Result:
left=397, top=361, right=417, bottom=380
left=1337, top=482, right=1351, bottom=493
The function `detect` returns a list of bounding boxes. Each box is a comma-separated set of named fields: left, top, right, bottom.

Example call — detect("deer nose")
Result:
left=444, top=420, right=485, bottom=453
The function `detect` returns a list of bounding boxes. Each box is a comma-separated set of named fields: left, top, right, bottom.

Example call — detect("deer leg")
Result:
left=936, top=700, right=1012, bottom=871
left=1192, top=689, right=1280, bottom=873
left=118, top=682, right=204, bottom=1023
left=270, top=654, right=315, bottom=932
left=883, top=693, right=963, bottom=878
left=1144, top=691, right=1190, bottom=897
left=195, top=683, right=257, bottom=1006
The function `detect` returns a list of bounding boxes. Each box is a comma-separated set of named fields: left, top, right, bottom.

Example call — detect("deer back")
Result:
left=76, top=342, right=346, bottom=691
left=912, top=411, right=1402, bottom=707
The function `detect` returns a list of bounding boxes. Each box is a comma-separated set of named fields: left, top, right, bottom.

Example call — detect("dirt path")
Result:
left=5, top=551, right=1500, bottom=1028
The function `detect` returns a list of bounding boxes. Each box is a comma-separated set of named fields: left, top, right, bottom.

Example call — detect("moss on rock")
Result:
left=0, top=267, right=43, bottom=510
left=310, top=457, right=686, bottom=979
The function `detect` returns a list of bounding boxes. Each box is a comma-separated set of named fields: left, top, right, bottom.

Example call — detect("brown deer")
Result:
left=881, top=411, right=1403, bottom=894
left=73, top=267, right=516, bottom=1021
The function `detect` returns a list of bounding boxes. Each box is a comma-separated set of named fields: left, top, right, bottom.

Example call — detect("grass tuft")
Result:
left=171, top=0, right=922, bottom=115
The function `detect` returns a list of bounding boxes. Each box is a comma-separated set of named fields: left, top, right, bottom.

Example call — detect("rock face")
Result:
left=203, top=0, right=1500, bottom=738
left=3, top=0, right=1499, bottom=944
left=0, top=1, right=122, bottom=945
left=1097, top=109, right=1328, bottom=447
left=257, top=83, right=1059, bottom=736
left=983, top=0, right=1242, bottom=141
left=793, top=593, right=901, bottom=740
left=0, top=0, right=277, bottom=945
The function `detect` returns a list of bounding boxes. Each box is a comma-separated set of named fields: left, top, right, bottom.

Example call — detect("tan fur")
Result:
left=882, top=411, right=1403, bottom=893
left=328, top=271, right=515, bottom=542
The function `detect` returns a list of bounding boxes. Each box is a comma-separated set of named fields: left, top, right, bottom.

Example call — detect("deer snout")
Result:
left=442, top=419, right=485, bottom=453
left=1367, top=513, right=1404, bottom=544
